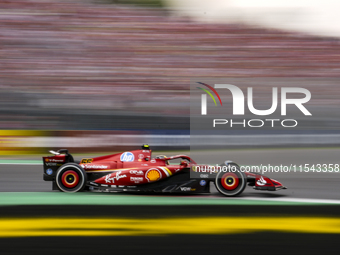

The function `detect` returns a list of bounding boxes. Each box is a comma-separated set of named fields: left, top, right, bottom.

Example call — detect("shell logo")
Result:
left=146, top=168, right=162, bottom=182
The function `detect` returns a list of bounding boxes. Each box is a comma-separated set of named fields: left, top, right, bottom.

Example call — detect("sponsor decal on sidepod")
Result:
left=130, top=177, right=144, bottom=183
left=145, top=168, right=161, bottom=182
left=105, top=171, right=127, bottom=184
left=130, top=170, right=144, bottom=175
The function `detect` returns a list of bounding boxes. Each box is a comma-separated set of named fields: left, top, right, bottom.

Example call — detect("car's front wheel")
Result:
left=55, top=163, right=87, bottom=192
left=215, top=164, right=246, bottom=197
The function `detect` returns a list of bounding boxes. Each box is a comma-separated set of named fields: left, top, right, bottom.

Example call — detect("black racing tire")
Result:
left=55, top=163, right=87, bottom=193
left=215, top=164, right=246, bottom=197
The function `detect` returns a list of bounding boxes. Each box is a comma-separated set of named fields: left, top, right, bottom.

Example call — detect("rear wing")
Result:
left=42, top=149, right=75, bottom=181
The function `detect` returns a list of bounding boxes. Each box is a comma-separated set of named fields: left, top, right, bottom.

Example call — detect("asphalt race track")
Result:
left=1, top=164, right=340, bottom=201
left=1, top=148, right=340, bottom=200
left=1, top=148, right=340, bottom=255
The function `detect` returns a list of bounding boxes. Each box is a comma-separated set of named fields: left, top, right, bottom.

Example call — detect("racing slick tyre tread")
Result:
left=55, top=163, right=87, bottom=193
left=215, top=164, right=246, bottom=197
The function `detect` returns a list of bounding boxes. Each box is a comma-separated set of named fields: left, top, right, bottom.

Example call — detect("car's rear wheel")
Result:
left=215, top=164, right=246, bottom=197
left=56, top=163, right=87, bottom=192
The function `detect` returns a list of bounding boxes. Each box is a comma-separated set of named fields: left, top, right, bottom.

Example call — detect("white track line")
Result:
left=232, top=197, right=340, bottom=204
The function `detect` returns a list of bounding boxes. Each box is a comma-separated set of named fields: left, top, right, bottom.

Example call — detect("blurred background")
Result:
left=0, top=0, right=340, bottom=154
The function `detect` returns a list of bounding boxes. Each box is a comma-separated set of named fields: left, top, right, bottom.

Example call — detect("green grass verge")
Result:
left=0, top=192, right=331, bottom=206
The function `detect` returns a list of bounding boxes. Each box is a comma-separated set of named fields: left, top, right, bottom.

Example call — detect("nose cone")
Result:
left=270, top=178, right=287, bottom=190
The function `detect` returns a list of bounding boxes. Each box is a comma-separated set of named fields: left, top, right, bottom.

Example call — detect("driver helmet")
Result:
left=155, top=155, right=169, bottom=165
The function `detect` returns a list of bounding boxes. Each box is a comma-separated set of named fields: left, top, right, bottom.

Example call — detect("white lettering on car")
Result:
left=130, top=170, right=144, bottom=175
left=130, top=177, right=144, bottom=183
left=105, top=171, right=127, bottom=184
left=256, top=176, right=267, bottom=186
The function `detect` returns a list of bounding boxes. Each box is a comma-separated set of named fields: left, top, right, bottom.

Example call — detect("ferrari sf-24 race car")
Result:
left=43, top=145, right=286, bottom=197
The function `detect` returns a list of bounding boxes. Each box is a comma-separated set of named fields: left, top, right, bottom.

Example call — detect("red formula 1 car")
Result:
left=43, top=145, right=286, bottom=197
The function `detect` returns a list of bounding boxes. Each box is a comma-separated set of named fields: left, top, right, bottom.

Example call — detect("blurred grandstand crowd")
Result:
left=0, top=0, right=340, bottom=130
